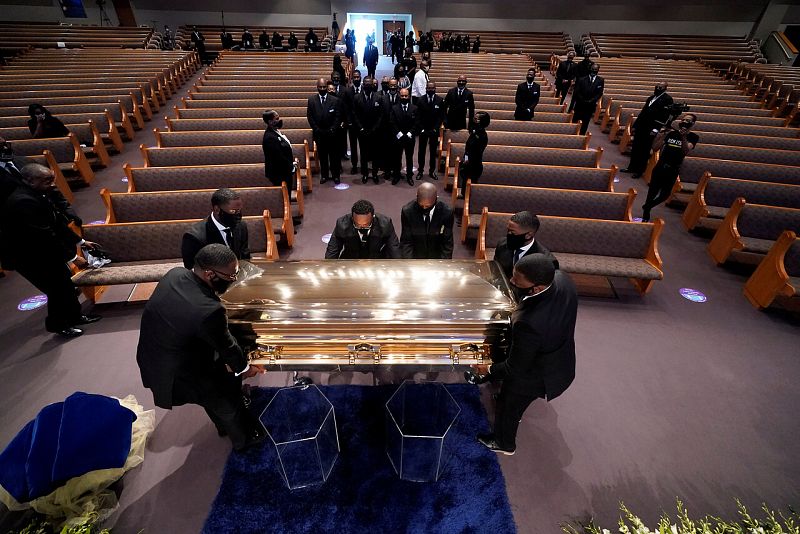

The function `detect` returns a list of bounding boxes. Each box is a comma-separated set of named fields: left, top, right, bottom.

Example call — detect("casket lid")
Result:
left=223, top=259, right=515, bottom=324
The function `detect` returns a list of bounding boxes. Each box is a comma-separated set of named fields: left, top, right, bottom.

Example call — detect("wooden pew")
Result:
left=743, top=231, right=800, bottom=310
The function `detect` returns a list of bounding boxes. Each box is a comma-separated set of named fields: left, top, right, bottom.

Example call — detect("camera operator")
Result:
left=622, top=82, right=673, bottom=179
left=641, top=113, right=699, bottom=222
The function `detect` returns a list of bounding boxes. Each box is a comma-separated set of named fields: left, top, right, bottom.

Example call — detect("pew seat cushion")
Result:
left=789, top=277, right=800, bottom=296
left=740, top=237, right=775, bottom=255
left=705, top=205, right=728, bottom=219
left=72, top=261, right=183, bottom=286
left=553, top=253, right=663, bottom=280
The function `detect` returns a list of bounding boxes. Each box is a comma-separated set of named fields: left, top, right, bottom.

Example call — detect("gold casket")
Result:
left=224, top=260, right=515, bottom=370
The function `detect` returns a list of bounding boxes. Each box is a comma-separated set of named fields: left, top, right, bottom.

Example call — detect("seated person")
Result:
left=305, top=28, right=319, bottom=51
left=28, top=104, right=69, bottom=139
left=325, top=199, right=401, bottom=259
left=181, top=188, right=250, bottom=269
left=493, top=211, right=558, bottom=279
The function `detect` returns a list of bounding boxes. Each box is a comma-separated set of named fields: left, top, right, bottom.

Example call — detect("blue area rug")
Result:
left=202, top=384, right=516, bottom=534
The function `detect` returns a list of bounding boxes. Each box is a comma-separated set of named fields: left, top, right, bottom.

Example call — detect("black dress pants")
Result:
left=394, top=137, right=415, bottom=178
left=494, top=385, right=542, bottom=451
left=314, top=133, right=341, bottom=180
left=643, top=162, right=680, bottom=215
left=572, top=102, right=595, bottom=135
left=358, top=130, right=378, bottom=176
left=627, top=127, right=656, bottom=174
left=16, top=261, right=82, bottom=332
left=417, top=131, right=438, bottom=174
left=555, top=80, right=570, bottom=104
left=348, top=125, right=360, bottom=166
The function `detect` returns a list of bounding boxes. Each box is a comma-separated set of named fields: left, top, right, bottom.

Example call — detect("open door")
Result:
left=382, top=20, right=405, bottom=55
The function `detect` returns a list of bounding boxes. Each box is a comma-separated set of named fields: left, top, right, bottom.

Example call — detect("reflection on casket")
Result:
left=223, top=260, right=515, bottom=370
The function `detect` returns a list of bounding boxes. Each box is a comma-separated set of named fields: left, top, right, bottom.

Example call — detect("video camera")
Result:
left=663, top=102, right=691, bottom=129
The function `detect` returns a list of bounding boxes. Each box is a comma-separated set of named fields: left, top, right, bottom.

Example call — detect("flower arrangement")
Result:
left=562, top=499, right=799, bottom=534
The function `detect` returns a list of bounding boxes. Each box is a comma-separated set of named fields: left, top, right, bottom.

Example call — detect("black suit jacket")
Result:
left=514, top=81, right=541, bottom=120
left=351, top=91, right=384, bottom=133
left=400, top=200, right=454, bottom=259
left=136, top=267, right=248, bottom=409
left=325, top=213, right=401, bottom=259
left=417, top=94, right=444, bottom=133
left=307, top=94, right=341, bottom=139
left=572, top=75, right=604, bottom=106
left=262, top=128, right=295, bottom=187
left=181, top=215, right=250, bottom=269
left=364, top=44, right=379, bottom=67
left=555, top=59, right=576, bottom=86
left=0, top=182, right=81, bottom=270
left=633, top=92, right=674, bottom=132
left=490, top=270, right=578, bottom=399
left=494, top=238, right=559, bottom=279
left=390, top=102, right=420, bottom=138
left=443, top=87, right=475, bottom=131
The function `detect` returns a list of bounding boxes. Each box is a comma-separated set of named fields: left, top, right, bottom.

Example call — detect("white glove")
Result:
left=406, top=132, right=413, bottom=138
left=396, top=132, right=403, bottom=139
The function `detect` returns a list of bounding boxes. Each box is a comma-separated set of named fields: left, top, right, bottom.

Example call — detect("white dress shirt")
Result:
left=412, top=69, right=428, bottom=98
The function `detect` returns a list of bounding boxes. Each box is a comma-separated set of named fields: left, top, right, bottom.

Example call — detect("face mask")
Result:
left=389, top=88, right=397, bottom=94
left=506, top=232, right=529, bottom=250
left=591, top=70, right=599, bottom=76
left=353, top=78, right=361, bottom=87
left=270, top=119, right=283, bottom=129
left=509, top=281, right=535, bottom=299
left=332, top=78, right=340, bottom=85
left=400, top=98, right=410, bottom=105
left=218, top=209, right=242, bottom=228
left=457, top=82, right=466, bottom=88
left=526, top=75, right=535, bottom=82
left=36, top=113, right=46, bottom=120
left=654, top=87, right=665, bottom=95
left=426, top=90, right=436, bottom=97
left=210, top=276, right=233, bottom=295
left=318, top=89, right=327, bottom=96
left=381, top=82, right=389, bottom=91
left=419, top=204, right=433, bottom=215
left=680, top=121, right=693, bottom=129
left=0, top=143, right=13, bottom=162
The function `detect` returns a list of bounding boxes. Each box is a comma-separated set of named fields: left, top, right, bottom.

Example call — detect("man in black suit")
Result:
left=305, top=28, right=319, bottom=52
left=325, top=199, right=401, bottom=259
left=364, top=38, right=379, bottom=79
left=493, top=211, right=558, bottom=280
left=390, top=31, right=403, bottom=64
left=570, top=63, right=604, bottom=135
left=555, top=51, right=576, bottom=104
left=0, top=163, right=101, bottom=338
left=622, top=82, right=674, bottom=178
left=328, top=73, right=349, bottom=167
left=400, top=183, right=453, bottom=259
left=259, top=30, right=269, bottom=49
left=182, top=188, right=250, bottom=269
left=443, top=75, right=475, bottom=132
left=379, top=78, right=400, bottom=180
left=345, top=70, right=364, bottom=175
left=191, top=26, right=206, bottom=63
left=307, top=78, right=342, bottom=185
left=351, top=76, right=384, bottom=184
left=514, top=68, right=541, bottom=121
left=575, top=51, right=593, bottom=79
left=389, top=88, right=419, bottom=186
left=416, top=80, right=444, bottom=180
left=240, top=28, right=254, bottom=49
left=1, top=138, right=25, bottom=203
left=261, top=110, right=296, bottom=189
left=474, top=254, right=578, bottom=454
left=220, top=28, right=234, bottom=49
left=137, top=244, right=266, bottom=451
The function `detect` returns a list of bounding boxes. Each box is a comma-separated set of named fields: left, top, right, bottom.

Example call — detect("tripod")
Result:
left=97, top=0, right=112, bottom=27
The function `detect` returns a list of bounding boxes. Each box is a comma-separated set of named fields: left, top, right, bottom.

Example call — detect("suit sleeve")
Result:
left=467, top=93, right=476, bottom=130
left=239, top=223, right=251, bottom=260
left=181, top=232, right=202, bottom=269
left=412, top=107, right=421, bottom=135
left=514, top=85, right=525, bottom=108
left=530, top=86, right=540, bottom=109
left=441, top=91, right=450, bottom=128
left=324, top=225, right=344, bottom=259
left=389, top=107, right=401, bottom=137
left=307, top=99, right=319, bottom=133
left=15, top=196, right=81, bottom=263
left=329, top=100, right=341, bottom=134
left=489, top=320, right=541, bottom=380
left=399, top=208, right=414, bottom=259
left=440, top=207, right=454, bottom=259
left=198, top=307, right=248, bottom=374
left=384, top=219, right=402, bottom=259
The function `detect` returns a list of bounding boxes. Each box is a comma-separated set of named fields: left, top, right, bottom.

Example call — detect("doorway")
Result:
left=382, top=20, right=405, bottom=56
left=346, top=13, right=413, bottom=60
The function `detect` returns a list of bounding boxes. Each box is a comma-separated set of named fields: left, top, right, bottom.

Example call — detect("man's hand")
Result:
left=406, top=132, right=413, bottom=138
left=472, top=364, right=490, bottom=375
left=82, top=240, right=100, bottom=250
left=241, top=364, right=267, bottom=379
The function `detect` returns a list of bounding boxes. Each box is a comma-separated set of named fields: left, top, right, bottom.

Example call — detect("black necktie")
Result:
left=458, top=89, right=463, bottom=97
left=321, top=95, right=325, bottom=105
left=429, top=96, right=433, bottom=105
left=224, top=228, right=233, bottom=247
left=423, top=213, right=430, bottom=232
left=513, top=249, right=522, bottom=265
left=403, top=104, right=408, bottom=113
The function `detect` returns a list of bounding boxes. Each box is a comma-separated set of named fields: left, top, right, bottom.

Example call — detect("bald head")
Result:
left=416, top=183, right=438, bottom=210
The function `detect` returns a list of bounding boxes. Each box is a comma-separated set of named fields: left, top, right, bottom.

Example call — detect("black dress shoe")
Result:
left=415, top=172, right=424, bottom=181
left=320, top=177, right=329, bottom=184
left=361, top=175, right=368, bottom=184
left=477, top=432, right=495, bottom=443
left=234, top=425, right=268, bottom=452
left=372, top=175, right=380, bottom=184
left=333, top=176, right=341, bottom=185
left=391, top=175, right=400, bottom=185
left=342, top=154, right=350, bottom=161
left=351, top=166, right=359, bottom=175
left=53, top=327, right=84, bottom=339
left=429, top=171, right=438, bottom=180
left=406, top=175, right=414, bottom=186
left=477, top=435, right=515, bottom=456
left=75, top=314, right=102, bottom=325
left=620, top=168, right=633, bottom=173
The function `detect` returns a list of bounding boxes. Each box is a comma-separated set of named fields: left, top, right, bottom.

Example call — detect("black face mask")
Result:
left=426, top=90, right=436, bottom=97
left=400, top=98, right=410, bottom=105
left=679, top=121, right=693, bottom=129
left=318, top=89, right=327, bottom=96
left=419, top=204, right=433, bottom=215
left=654, top=87, right=666, bottom=95
left=457, top=82, right=466, bottom=88
left=506, top=232, right=529, bottom=250
left=509, top=281, right=535, bottom=300
left=526, top=75, right=535, bottom=82
left=353, top=78, right=361, bottom=87
left=217, top=210, right=242, bottom=228
left=381, top=82, right=389, bottom=91
left=0, top=143, right=13, bottom=162
left=332, top=79, right=341, bottom=86
left=271, top=119, right=283, bottom=129
left=389, top=88, right=397, bottom=94
left=210, top=276, right=233, bottom=295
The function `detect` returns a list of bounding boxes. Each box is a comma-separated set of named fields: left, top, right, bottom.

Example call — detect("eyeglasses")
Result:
left=208, top=268, right=239, bottom=281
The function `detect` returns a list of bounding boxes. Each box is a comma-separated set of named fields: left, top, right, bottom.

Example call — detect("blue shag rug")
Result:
left=202, top=384, right=516, bottom=534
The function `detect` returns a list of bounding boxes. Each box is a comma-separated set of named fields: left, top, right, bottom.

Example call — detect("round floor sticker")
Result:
left=613, top=176, right=620, bottom=183
left=121, top=177, right=128, bottom=183
left=18, top=294, right=48, bottom=311
left=679, top=288, right=707, bottom=303
left=321, top=233, right=332, bottom=244
left=89, top=220, right=105, bottom=225
left=334, top=183, right=350, bottom=190
left=632, top=217, right=643, bottom=222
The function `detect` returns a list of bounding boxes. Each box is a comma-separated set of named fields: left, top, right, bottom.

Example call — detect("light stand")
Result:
left=96, top=0, right=112, bottom=27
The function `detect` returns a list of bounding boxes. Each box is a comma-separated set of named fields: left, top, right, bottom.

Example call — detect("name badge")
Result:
left=439, top=225, right=444, bottom=234
left=464, top=99, right=469, bottom=103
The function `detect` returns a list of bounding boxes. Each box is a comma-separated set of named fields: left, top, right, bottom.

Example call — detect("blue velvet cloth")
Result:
left=0, top=392, right=137, bottom=502
left=203, top=384, right=517, bottom=534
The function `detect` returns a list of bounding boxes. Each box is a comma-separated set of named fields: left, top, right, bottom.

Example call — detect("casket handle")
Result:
left=348, top=343, right=382, bottom=365
left=249, top=344, right=283, bottom=364
left=450, top=343, right=486, bottom=365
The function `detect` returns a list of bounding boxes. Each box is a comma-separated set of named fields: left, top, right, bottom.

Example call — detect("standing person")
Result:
left=457, top=111, right=490, bottom=198
left=554, top=51, right=577, bottom=104
left=416, top=80, right=444, bottom=180
left=329, top=71, right=348, bottom=164
left=622, top=82, right=674, bottom=178
left=344, top=30, right=355, bottom=62
left=402, top=47, right=417, bottom=80
left=162, top=25, right=174, bottom=50
left=400, top=183, right=454, bottom=259
left=345, top=70, right=364, bottom=175
left=240, top=28, right=254, bottom=49
left=0, top=163, right=101, bottom=338
left=514, top=68, right=541, bottom=121
left=406, top=30, right=416, bottom=51
left=570, top=63, right=604, bottom=135
left=287, top=32, right=298, bottom=51
left=575, top=51, right=593, bottom=79
left=389, top=88, right=419, bottom=186
left=332, top=54, right=347, bottom=83
left=471, top=254, right=578, bottom=455
left=391, top=30, right=403, bottom=64
left=137, top=244, right=267, bottom=452
left=641, top=114, right=699, bottom=222
left=261, top=110, right=296, bottom=189
left=190, top=26, right=206, bottom=64
left=379, top=78, right=400, bottom=180
left=307, top=78, right=342, bottom=185
left=364, top=37, right=379, bottom=79
left=443, top=75, right=475, bottom=132
left=351, top=76, right=384, bottom=184
left=259, top=29, right=268, bottom=49
left=182, top=188, right=250, bottom=269
left=492, top=211, right=558, bottom=279
left=325, top=199, right=401, bottom=259
left=331, top=13, right=340, bottom=44
left=27, top=104, right=69, bottom=139
left=395, top=64, right=411, bottom=90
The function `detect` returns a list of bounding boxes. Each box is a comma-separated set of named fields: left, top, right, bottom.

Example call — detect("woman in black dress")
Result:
left=27, top=104, right=69, bottom=139
left=332, top=54, right=347, bottom=83
left=458, top=111, right=490, bottom=198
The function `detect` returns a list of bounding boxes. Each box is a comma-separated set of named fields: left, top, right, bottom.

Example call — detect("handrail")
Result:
left=766, top=31, right=792, bottom=61
left=777, top=31, right=799, bottom=55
